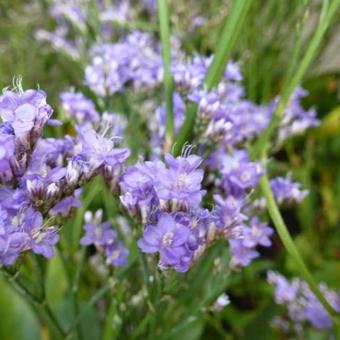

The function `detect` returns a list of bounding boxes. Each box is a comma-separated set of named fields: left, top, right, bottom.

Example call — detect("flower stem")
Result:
left=204, top=0, right=252, bottom=90
left=260, top=174, right=340, bottom=325
left=158, top=0, right=174, bottom=150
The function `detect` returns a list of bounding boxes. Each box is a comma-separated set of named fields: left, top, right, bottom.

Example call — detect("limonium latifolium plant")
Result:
left=1, top=0, right=340, bottom=339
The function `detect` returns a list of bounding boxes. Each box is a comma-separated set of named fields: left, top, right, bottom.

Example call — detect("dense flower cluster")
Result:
left=268, top=272, right=340, bottom=333
left=0, top=86, right=129, bottom=265
left=119, top=149, right=273, bottom=272
left=85, top=32, right=163, bottom=96
left=120, top=152, right=214, bottom=272
left=1, top=38, right=316, bottom=276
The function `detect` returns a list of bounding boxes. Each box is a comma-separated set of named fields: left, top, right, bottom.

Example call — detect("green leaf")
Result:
left=0, top=277, right=39, bottom=340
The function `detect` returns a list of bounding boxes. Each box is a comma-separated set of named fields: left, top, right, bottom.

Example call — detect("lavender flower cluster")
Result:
left=85, top=32, right=163, bottom=97
left=268, top=272, right=340, bottom=333
left=32, top=28, right=322, bottom=274
left=13, top=2, right=320, bottom=278
left=0, top=85, right=129, bottom=265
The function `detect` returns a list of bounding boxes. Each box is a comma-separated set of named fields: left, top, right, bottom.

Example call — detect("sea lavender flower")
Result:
left=21, top=207, right=59, bottom=258
left=268, top=272, right=340, bottom=332
left=211, top=293, right=230, bottom=311
left=0, top=88, right=53, bottom=143
left=60, top=91, right=99, bottom=125
left=76, top=124, right=130, bottom=180
left=0, top=128, right=16, bottom=183
left=137, top=212, right=191, bottom=271
left=229, top=217, right=273, bottom=268
left=213, top=194, right=246, bottom=235
left=85, top=32, right=162, bottom=97
left=101, top=112, right=127, bottom=138
left=270, top=175, right=308, bottom=205
left=242, top=217, right=273, bottom=248
left=208, top=149, right=264, bottom=196
left=156, top=153, right=206, bottom=209
left=0, top=87, right=54, bottom=182
left=0, top=205, right=59, bottom=265
left=50, top=192, right=82, bottom=217
left=277, top=87, right=320, bottom=144
left=229, top=239, right=259, bottom=267
left=120, top=152, right=205, bottom=220
left=80, top=210, right=129, bottom=267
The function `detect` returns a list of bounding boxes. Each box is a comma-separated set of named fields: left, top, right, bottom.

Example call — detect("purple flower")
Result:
left=84, top=32, right=162, bottom=97
left=0, top=129, right=16, bottom=183
left=242, top=217, right=273, bottom=248
left=21, top=207, right=59, bottom=258
left=270, top=176, right=308, bottom=205
left=138, top=213, right=190, bottom=269
left=228, top=162, right=264, bottom=190
left=213, top=194, right=246, bottom=237
left=120, top=161, right=161, bottom=217
left=268, top=272, right=340, bottom=332
left=268, top=272, right=300, bottom=304
left=35, top=29, right=81, bottom=59
left=80, top=210, right=129, bottom=267
left=229, top=239, right=259, bottom=267
left=156, top=154, right=205, bottom=208
left=105, top=242, right=129, bottom=266
left=120, top=152, right=206, bottom=220
left=50, top=194, right=82, bottom=217
left=80, top=221, right=116, bottom=247
left=77, top=125, right=130, bottom=170
left=60, top=91, right=99, bottom=125
left=278, top=87, right=320, bottom=143
left=0, top=88, right=53, bottom=143
left=0, top=207, right=29, bottom=265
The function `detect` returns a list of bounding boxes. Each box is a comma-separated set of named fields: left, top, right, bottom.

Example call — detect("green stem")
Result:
left=260, top=174, right=340, bottom=325
left=58, top=246, right=83, bottom=340
left=205, top=0, right=252, bottom=90
left=101, top=296, right=122, bottom=340
left=66, top=256, right=138, bottom=337
left=158, top=0, right=174, bottom=149
left=280, top=0, right=309, bottom=93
